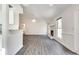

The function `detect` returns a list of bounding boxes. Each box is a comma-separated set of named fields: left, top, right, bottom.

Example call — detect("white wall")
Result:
left=61, top=6, right=75, bottom=50
left=0, top=5, right=2, bottom=24
left=74, top=5, right=79, bottom=53
left=7, top=30, right=23, bottom=55
left=0, top=6, right=2, bottom=31
left=48, top=5, right=79, bottom=53
left=0, top=11, right=2, bottom=24
left=0, top=5, right=2, bottom=54
left=2, top=5, right=9, bottom=54
left=0, top=35, right=2, bottom=55
left=20, top=16, right=47, bottom=35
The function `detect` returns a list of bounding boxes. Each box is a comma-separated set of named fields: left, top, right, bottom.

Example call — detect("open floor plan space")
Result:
left=1, top=4, right=79, bottom=55
left=16, top=35, right=77, bottom=55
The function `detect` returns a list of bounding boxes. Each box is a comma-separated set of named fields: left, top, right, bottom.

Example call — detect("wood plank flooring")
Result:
left=16, top=35, right=77, bottom=55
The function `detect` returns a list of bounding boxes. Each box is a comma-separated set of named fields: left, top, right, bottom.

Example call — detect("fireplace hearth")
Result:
left=51, top=30, right=54, bottom=36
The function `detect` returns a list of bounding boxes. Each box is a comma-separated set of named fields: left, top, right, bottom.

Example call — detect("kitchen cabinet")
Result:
left=9, top=8, right=14, bottom=24
left=9, top=5, right=23, bottom=30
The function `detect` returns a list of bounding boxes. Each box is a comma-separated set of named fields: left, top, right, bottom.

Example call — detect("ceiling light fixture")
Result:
left=32, top=19, right=36, bottom=23
left=49, top=4, right=53, bottom=6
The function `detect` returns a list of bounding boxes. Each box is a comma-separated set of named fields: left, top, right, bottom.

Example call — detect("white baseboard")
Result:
left=14, top=45, right=23, bottom=55
left=49, top=36, right=79, bottom=54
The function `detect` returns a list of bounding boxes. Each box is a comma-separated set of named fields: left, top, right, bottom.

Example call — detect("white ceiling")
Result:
left=22, top=4, right=71, bottom=22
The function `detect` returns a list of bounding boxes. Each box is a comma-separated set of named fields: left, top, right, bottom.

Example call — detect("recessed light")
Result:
left=32, top=19, right=36, bottom=22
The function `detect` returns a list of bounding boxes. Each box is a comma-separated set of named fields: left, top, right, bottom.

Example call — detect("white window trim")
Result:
left=57, top=17, right=62, bottom=39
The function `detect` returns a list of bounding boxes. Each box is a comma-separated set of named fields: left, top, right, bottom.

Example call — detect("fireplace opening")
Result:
left=51, top=30, right=54, bottom=36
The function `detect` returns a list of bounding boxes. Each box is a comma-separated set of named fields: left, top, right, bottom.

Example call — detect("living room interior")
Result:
left=1, top=4, right=79, bottom=55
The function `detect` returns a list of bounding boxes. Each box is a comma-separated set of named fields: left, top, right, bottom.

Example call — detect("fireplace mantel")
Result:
left=47, top=24, right=56, bottom=39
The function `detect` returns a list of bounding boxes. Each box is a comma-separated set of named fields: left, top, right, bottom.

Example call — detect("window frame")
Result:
left=56, top=17, right=62, bottom=39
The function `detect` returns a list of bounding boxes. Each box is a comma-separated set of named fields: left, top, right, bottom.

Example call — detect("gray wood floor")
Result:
left=16, top=35, right=77, bottom=55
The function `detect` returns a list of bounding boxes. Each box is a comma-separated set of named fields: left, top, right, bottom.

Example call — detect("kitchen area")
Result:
left=0, top=4, right=23, bottom=55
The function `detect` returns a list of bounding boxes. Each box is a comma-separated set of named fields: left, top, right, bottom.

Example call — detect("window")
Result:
left=57, top=17, right=62, bottom=39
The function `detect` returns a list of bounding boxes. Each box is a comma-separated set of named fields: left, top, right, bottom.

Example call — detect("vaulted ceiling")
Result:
left=22, top=4, right=71, bottom=22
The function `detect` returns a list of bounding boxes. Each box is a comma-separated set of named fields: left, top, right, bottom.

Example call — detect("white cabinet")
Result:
left=9, top=8, right=14, bottom=24
left=9, top=5, right=23, bottom=30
